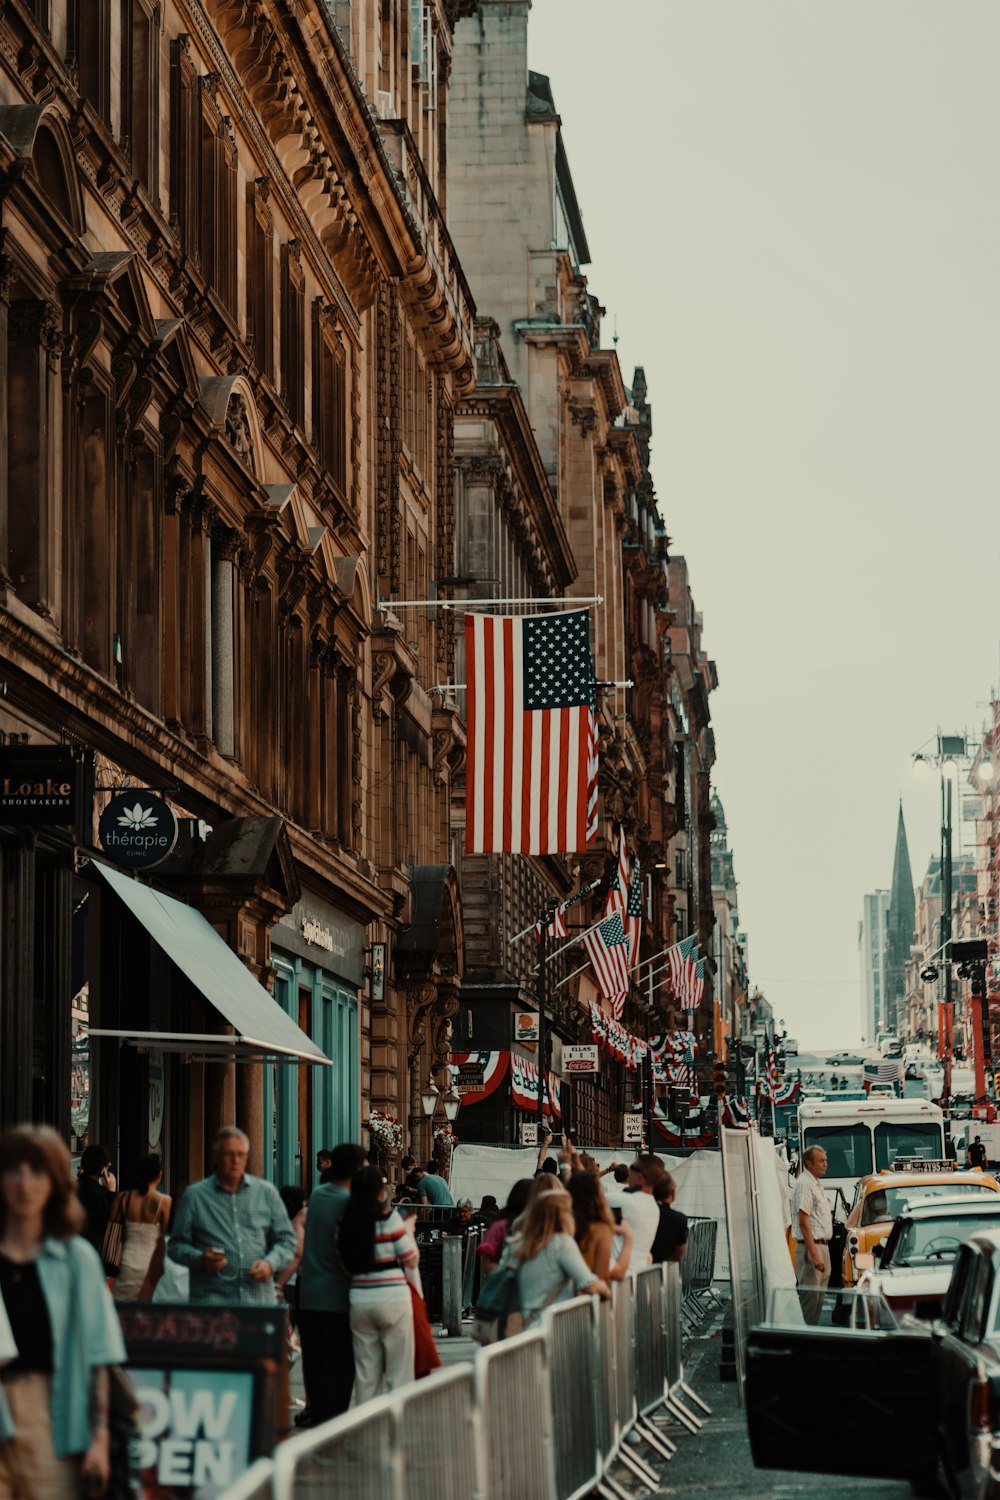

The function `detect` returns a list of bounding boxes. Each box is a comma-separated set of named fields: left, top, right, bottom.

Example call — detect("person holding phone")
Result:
left=167, top=1127, right=297, bottom=1306
left=75, top=1146, right=117, bottom=1262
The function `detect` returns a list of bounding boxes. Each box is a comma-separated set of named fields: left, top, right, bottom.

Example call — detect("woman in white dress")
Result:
left=111, top=1152, right=171, bottom=1301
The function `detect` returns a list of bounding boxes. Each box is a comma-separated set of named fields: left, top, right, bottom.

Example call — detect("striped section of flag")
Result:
left=680, top=957, right=705, bottom=1012
left=668, top=937, right=698, bottom=998
left=863, top=1058, right=902, bottom=1091
left=583, top=913, right=630, bottom=1016
left=465, top=609, right=597, bottom=854
left=625, top=856, right=643, bottom=968
left=586, top=708, right=599, bottom=842
left=605, top=826, right=630, bottom=920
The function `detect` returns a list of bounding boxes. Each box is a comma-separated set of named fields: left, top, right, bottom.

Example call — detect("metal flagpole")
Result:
left=630, top=941, right=687, bottom=977
left=530, top=912, right=610, bottom=971
left=537, top=897, right=559, bottom=1139
left=508, top=878, right=601, bottom=947
left=379, top=594, right=603, bottom=612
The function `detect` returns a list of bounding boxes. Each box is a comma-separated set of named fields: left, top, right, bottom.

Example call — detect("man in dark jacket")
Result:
left=76, top=1143, right=117, bottom=1256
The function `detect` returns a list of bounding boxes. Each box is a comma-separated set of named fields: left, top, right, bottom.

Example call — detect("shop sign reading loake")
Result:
left=0, top=745, right=86, bottom=825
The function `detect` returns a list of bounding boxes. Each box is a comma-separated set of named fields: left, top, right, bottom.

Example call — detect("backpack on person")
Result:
left=471, top=1262, right=520, bottom=1346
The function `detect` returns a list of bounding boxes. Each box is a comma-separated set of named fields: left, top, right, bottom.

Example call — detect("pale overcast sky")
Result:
left=527, top=1, right=1000, bottom=1047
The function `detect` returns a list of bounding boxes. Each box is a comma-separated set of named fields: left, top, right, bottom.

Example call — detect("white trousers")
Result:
left=349, top=1296, right=415, bottom=1404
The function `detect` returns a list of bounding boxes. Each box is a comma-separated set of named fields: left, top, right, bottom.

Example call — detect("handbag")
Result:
left=410, top=1283, right=441, bottom=1378
left=68, top=1238, right=140, bottom=1500
left=100, top=1193, right=129, bottom=1278
left=470, top=1263, right=521, bottom=1346
left=106, top=1366, right=141, bottom=1500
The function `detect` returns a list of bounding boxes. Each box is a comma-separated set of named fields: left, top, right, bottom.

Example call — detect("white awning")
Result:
left=88, top=860, right=331, bottom=1065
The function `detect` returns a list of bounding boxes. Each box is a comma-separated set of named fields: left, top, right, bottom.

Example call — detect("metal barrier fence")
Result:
left=237, top=1260, right=710, bottom=1500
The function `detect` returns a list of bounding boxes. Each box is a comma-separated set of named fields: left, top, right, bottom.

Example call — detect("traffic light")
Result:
left=667, top=1087, right=688, bottom=1123
left=712, top=1060, right=727, bottom=1098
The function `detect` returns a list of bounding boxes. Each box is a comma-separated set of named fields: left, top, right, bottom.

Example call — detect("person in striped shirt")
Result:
left=337, top=1167, right=421, bottom=1403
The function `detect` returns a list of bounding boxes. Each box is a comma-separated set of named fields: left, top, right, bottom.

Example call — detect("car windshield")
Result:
left=889, top=1214, right=1000, bottom=1267
left=873, top=1123, right=944, bottom=1170
left=803, top=1124, right=873, bottom=1179
left=864, top=1183, right=996, bottom=1224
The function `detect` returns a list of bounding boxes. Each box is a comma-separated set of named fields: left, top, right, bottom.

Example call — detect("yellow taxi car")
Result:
left=841, top=1161, right=1000, bottom=1286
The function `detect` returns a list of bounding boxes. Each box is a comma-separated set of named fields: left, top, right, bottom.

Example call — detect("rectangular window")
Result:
left=169, top=36, right=199, bottom=254
left=312, top=300, right=347, bottom=494
left=74, top=0, right=112, bottom=125
left=199, top=80, right=237, bottom=313
left=246, top=181, right=274, bottom=381
left=120, top=0, right=158, bottom=196
left=280, top=243, right=305, bottom=428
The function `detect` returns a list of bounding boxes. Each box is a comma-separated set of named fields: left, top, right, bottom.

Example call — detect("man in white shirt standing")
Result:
left=605, top=1156, right=663, bottom=1266
left=790, top=1146, right=833, bottom=1324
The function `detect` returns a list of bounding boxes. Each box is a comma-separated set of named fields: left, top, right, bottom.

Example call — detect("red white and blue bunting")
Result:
left=510, top=1053, right=562, bottom=1118
left=721, top=1096, right=751, bottom=1128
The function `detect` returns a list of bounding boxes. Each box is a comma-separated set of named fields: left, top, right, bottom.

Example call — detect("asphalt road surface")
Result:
left=649, top=1315, right=913, bottom=1499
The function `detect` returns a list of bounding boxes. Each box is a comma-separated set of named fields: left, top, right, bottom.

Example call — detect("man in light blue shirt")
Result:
left=416, top=1161, right=454, bottom=1207
left=168, top=1127, right=296, bottom=1305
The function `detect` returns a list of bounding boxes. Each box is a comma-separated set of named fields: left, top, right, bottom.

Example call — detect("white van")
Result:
left=796, top=1096, right=946, bottom=1204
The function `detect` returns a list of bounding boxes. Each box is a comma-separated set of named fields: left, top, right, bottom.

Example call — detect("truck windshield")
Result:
left=803, top=1123, right=872, bottom=1178
left=874, top=1123, right=944, bottom=1170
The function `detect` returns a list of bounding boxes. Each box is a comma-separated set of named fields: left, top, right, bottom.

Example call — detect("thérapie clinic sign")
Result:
left=99, top=791, right=178, bottom=870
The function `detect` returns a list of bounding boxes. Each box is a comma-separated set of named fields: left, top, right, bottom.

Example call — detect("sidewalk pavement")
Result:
left=287, top=1319, right=477, bottom=1421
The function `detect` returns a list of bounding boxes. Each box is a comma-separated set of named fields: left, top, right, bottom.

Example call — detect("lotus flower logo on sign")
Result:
left=98, top=792, right=178, bottom=870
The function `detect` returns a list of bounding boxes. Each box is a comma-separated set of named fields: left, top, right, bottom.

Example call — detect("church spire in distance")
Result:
left=885, top=801, right=916, bottom=1035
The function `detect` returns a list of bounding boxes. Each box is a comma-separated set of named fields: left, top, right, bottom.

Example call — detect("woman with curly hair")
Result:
left=566, top=1172, right=633, bottom=1284
left=0, top=1126, right=125, bottom=1498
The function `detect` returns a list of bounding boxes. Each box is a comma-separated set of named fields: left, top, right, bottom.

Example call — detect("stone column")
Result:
left=211, top=529, right=237, bottom=758
left=0, top=833, right=35, bottom=1127
left=0, top=256, right=14, bottom=588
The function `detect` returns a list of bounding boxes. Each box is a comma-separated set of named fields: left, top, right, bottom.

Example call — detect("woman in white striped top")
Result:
left=338, top=1168, right=421, bottom=1403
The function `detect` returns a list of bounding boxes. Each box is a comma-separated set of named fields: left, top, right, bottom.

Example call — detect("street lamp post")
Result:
left=941, top=770, right=954, bottom=1128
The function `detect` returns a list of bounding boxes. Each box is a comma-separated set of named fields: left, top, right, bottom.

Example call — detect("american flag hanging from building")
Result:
left=465, top=609, right=598, bottom=854
left=605, top=826, right=630, bottom=920
left=625, top=856, right=643, bottom=969
left=680, top=957, right=705, bottom=1012
left=582, top=913, right=630, bottom=1017
left=668, top=937, right=698, bottom=1001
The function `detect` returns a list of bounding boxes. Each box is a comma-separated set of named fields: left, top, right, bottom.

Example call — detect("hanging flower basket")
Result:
left=367, top=1111, right=404, bottom=1165
left=433, top=1125, right=458, bottom=1169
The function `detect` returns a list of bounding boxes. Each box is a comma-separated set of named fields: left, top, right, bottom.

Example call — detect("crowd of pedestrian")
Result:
left=0, top=1116, right=693, bottom=1490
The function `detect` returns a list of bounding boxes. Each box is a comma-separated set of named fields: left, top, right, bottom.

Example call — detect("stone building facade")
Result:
left=0, top=0, right=729, bottom=1167
left=0, top=0, right=475, bottom=1184
left=447, top=0, right=720, bottom=1138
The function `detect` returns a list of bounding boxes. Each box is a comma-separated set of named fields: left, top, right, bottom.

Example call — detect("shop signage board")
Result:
left=0, top=744, right=88, bottom=825
left=99, top=792, right=178, bottom=870
left=454, top=1061, right=485, bottom=1093
left=623, top=1112, right=643, bottom=1143
left=117, top=1303, right=286, bottom=1499
left=514, top=1011, right=540, bottom=1044
left=562, top=1045, right=599, bottom=1074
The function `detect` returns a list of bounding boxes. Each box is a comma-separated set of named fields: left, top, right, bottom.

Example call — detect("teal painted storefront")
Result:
left=265, top=948, right=360, bottom=1188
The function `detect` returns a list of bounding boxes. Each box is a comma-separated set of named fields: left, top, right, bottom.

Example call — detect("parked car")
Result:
left=746, top=1227, right=1000, bottom=1497
left=855, top=1197, right=1000, bottom=1320
left=841, top=1167, right=1000, bottom=1286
